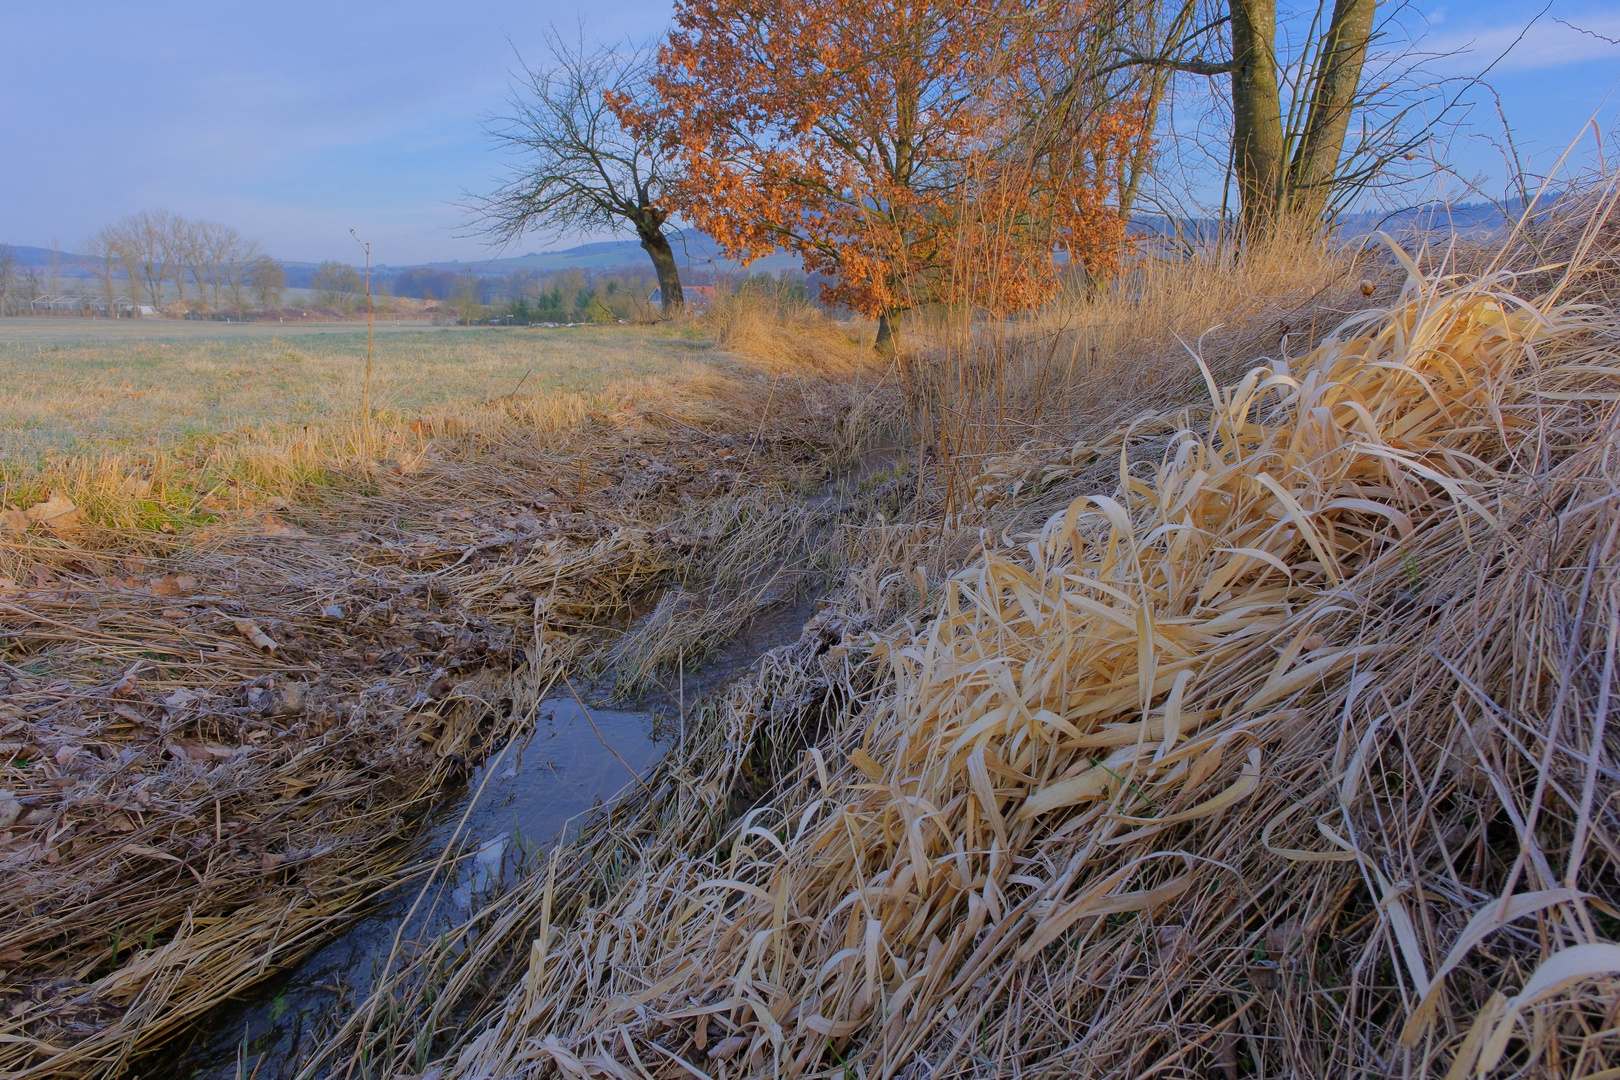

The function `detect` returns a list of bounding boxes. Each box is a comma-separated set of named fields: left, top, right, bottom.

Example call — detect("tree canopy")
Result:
left=645, top=0, right=1148, bottom=349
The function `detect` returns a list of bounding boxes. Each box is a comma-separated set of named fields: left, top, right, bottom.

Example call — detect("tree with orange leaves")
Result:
left=643, top=0, right=1145, bottom=352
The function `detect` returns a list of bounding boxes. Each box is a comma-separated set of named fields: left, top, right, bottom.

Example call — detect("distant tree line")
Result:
left=438, top=267, right=661, bottom=325
left=375, top=264, right=804, bottom=326
left=84, top=211, right=285, bottom=313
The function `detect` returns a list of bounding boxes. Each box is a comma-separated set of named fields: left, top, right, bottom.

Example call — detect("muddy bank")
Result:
left=148, top=451, right=896, bottom=1079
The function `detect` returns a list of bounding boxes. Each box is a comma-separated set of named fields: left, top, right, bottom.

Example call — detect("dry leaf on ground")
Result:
left=232, top=619, right=278, bottom=651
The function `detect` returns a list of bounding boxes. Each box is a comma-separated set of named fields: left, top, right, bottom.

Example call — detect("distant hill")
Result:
left=0, top=197, right=1559, bottom=291
left=1, top=246, right=96, bottom=277
left=378, top=234, right=804, bottom=278
left=1133, top=196, right=1546, bottom=247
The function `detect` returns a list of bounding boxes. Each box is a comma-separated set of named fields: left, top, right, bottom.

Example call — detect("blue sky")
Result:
left=1, top=0, right=1615, bottom=264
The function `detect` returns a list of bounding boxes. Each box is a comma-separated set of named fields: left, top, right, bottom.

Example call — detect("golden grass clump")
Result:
left=396, top=200, right=1620, bottom=1080
left=703, top=280, right=875, bottom=372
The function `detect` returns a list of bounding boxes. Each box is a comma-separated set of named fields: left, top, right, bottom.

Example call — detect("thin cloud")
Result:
left=1428, top=11, right=1620, bottom=72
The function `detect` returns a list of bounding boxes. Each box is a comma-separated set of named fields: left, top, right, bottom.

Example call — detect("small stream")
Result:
left=150, top=441, right=904, bottom=1079
left=155, top=602, right=822, bottom=1080
left=157, top=699, right=667, bottom=1078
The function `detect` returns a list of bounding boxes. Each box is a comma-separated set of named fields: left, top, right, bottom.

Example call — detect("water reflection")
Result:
left=161, top=698, right=665, bottom=1079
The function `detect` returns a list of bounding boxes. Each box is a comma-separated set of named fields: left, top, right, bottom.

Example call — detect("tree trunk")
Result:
left=639, top=228, right=684, bottom=316
left=1228, top=0, right=1285, bottom=239
left=1286, top=0, right=1376, bottom=225
left=875, top=309, right=901, bottom=355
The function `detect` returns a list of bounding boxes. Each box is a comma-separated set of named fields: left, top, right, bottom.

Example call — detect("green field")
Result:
left=0, top=317, right=719, bottom=465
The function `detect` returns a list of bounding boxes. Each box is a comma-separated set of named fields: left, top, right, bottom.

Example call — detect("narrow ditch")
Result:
left=148, top=442, right=904, bottom=1079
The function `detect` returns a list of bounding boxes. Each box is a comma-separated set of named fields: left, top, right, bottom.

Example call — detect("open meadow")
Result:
left=0, top=319, right=721, bottom=467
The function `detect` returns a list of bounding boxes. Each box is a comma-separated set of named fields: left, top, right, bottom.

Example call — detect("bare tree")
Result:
left=1087, top=0, right=1451, bottom=238
left=312, top=261, right=365, bottom=313
left=0, top=245, right=16, bottom=316
left=473, top=29, right=686, bottom=315
left=182, top=220, right=210, bottom=307
left=188, top=221, right=235, bottom=309
left=46, top=239, right=61, bottom=298
left=103, top=210, right=178, bottom=306
left=164, top=214, right=193, bottom=304
left=85, top=229, right=123, bottom=313
left=21, top=266, right=43, bottom=312
left=222, top=235, right=264, bottom=313
left=248, top=257, right=285, bottom=310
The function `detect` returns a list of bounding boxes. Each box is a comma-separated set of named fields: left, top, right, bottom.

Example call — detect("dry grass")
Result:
left=0, top=311, right=898, bottom=1078
left=313, top=190, right=1620, bottom=1080
left=0, top=323, right=714, bottom=463
left=0, top=320, right=801, bottom=532
left=900, top=233, right=1387, bottom=520
left=704, top=280, right=878, bottom=371
left=9, top=194, right=1619, bottom=1080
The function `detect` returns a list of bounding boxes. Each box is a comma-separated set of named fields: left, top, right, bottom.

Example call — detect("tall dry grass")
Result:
left=703, top=278, right=877, bottom=372
left=902, top=234, right=1381, bottom=519
left=311, top=189, right=1620, bottom=1080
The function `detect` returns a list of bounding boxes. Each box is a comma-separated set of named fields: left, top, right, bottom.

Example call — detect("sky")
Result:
left=1, top=0, right=1616, bottom=266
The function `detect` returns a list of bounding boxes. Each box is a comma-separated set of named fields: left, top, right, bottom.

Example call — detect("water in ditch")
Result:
left=150, top=441, right=905, bottom=1078
left=153, top=697, right=666, bottom=1078
left=155, top=598, right=825, bottom=1080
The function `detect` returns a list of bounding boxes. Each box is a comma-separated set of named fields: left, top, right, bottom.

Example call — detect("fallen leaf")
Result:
left=232, top=619, right=278, bottom=651
left=0, top=791, right=20, bottom=830
left=261, top=852, right=286, bottom=870
left=0, top=948, right=23, bottom=964
left=259, top=514, right=308, bottom=538
left=25, top=493, right=85, bottom=534
left=125, top=843, right=184, bottom=863
left=54, top=745, right=81, bottom=769
left=167, top=740, right=245, bottom=761
left=708, top=1035, right=748, bottom=1060
left=0, top=509, right=29, bottom=533
left=112, top=704, right=150, bottom=726
left=272, top=682, right=306, bottom=716
left=151, top=574, right=200, bottom=596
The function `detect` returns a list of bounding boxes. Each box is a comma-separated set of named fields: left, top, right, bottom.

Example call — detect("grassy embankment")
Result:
left=5, top=201, right=1619, bottom=1080
left=314, top=201, right=1620, bottom=1080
